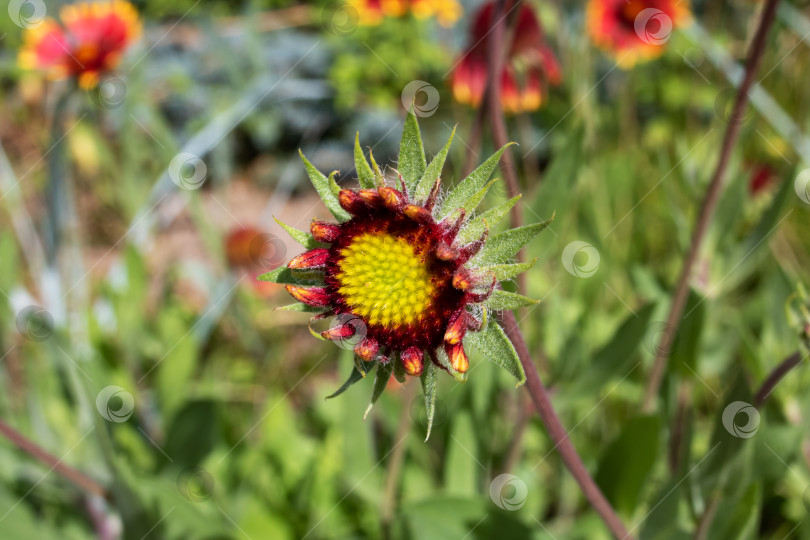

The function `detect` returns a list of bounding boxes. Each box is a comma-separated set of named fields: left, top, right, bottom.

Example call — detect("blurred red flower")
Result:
left=349, top=0, right=462, bottom=27
left=18, top=0, right=141, bottom=89
left=451, top=1, right=561, bottom=114
left=748, top=164, right=777, bottom=196
left=586, top=0, right=690, bottom=68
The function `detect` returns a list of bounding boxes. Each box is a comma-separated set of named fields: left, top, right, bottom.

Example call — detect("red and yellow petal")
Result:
left=445, top=342, right=469, bottom=373
left=286, top=285, right=331, bottom=307
left=288, top=249, right=330, bottom=270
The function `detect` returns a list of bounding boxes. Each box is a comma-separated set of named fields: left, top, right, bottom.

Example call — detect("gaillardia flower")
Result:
left=18, top=0, right=141, bottom=89
left=261, top=111, right=551, bottom=436
left=452, top=1, right=561, bottom=114
left=349, top=0, right=462, bottom=28
left=586, top=0, right=690, bottom=68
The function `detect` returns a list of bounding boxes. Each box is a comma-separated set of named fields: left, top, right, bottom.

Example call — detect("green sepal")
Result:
left=398, top=106, right=427, bottom=195
left=438, top=143, right=515, bottom=218
left=364, top=361, right=394, bottom=420
left=481, top=289, right=539, bottom=310
left=413, top=125, right=455, bottom=204
left=420, top=361, right=439, bottom=441
left=474, top=215, right=554, bottom=265
left=327, top=171, right=341, bottom=199
left=299, top=150, right=351, bottom=222
left=257, top=266, right=322, bottom=285
left=354, top=132, right=376, bottom=189
left=457, top=195, right=521, bottom=244
left=462, top=179, right=498, bottom=220
left=434, top=347, right=467, bottom=383
left=369, top=150, right=385, bottom=188
left=354, top=354, right=373, bottom=378
left=464, top=321, right=526, bottom=386
left=274, top=218, right=325, bottom=250
left=480, top=260, right=538, bottom=282
left=276, top=303, right=329, bottom=313
left=392, top=353, right=407, bottom=383
left=326, top=366, right=365, bottom=399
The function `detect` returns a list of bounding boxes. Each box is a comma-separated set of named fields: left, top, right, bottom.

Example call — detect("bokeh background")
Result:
left=1, top=0, right=809, bottom=539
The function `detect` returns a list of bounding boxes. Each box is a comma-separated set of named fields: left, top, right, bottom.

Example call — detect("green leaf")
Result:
left=299, top=150, right=351, bottom=222
left=474, top=218, right=553, bottom=265
left=363, top=361, right=393, bottom=420
left=398, top=107, right=426, bottom=195
left=413, top=125, right=455, bottom=204
left=670, top=288, right=705, bottom=376
left=480, top=260, right=537, bottom=282
left=392, top=354, right=407, bottom=383
left=276, top=303, right=328, bottom=313
left=369, top=150, right=385, bottom=187
left=354, top=132, right=375, bottom=189
left=481, top=289, right=538, bottom=310
left=274, top=218, right=325, bottom=250
left=438, top=143, right=514, bottom=218
left=164, top=400, right=218, bottom=469
left=327, top=170, right=341, bottom=198
left=595, top=414, right=661, bottom=516
left=257, top=266, right=321, bottom=285
left=326, top=366, right=365, bottom=399
left=420, top=361, right=439, bottom=441
left=464, top=321, right=526, bottom=385
left=456, top=195, right=521, bottom=244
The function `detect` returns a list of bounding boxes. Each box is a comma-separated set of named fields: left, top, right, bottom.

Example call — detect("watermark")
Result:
left=401, top=81, right=440, bottom=117
left=16, top=306, right=54, bottom=342
left=408, top=395, right=449, bottom=431
left=177, top=467, right=215, bottom=502
left=327, top=313, right=368, bottom=350
left=169, top=153, right=207, bottom=190
left=248, top=232, right=287, bottom=269
left=322, top=1, right=359, bottom=37
left=721, top=401, right=760, bottom=439
left=561, top=241, right=600, bottom=278
left=96, top=386, right=135, bottom=422
left=91, top=76, right=127, bottom=109
left=489, top=474, right=528, bottom=511
left=8, top=0, right=46, bottom=29
left=794, top=168, right=810, bottom=204
left=644, top=321, right=680, bottom=357
left=634, top=8, right=673, bottom=45
left=714, top=88, right=753, bottom=126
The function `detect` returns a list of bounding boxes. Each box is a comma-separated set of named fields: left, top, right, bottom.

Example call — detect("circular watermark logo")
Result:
left=721, top=401, right=760, bottom=439
left=96, top=386, right=135, bottom=423
left=169, top=153, right=207, bottom=191
left=644, top=321, right=680, bottom=357
left=16, top=306, right=54, bottom=342
left=408, top=395, right=449, bottom=431
left=91, top=75, right=127, bottom=109
left=327, top=313, right=368, bottom=350
left=401, top=80, right=440, bottom=117
left=177, top=467, right=215, bottom=502
left=248, top=233, right=287, bottom=269
left=489, top=474, right=528, bottom=511
left=8, top=0, right=46, bottom=29
left=714, top=88, right=753, bottom=126
left=322, top=1, right=359, bottom=37
left=561, top=241, right=600, bottom=278
left=634, top=8, right=673, bottom=45
left=794, top=169, right=810, bottom=205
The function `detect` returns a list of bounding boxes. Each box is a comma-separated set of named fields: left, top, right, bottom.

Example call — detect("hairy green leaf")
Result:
left=274, top=218, right=324, bottom=250
left=257, top=266, right=321, bottom=285
left=276, top=303, right=328, bottom=313
left=326, top=366, right=365, bottom=399
left=481, top=289, right=538, bottom=310
left=364, top=361, right=393, bottom=420
left=398, top=107, right=426, bottom=194
left=354, top=132, right=375, bottom=189
left=414, top=125, right=455, bottom=204
left=438, top=143, right=514, bottom=218
left=420, top=361, right=438, bottom=441
left=464, top=321, right=526, bottom=385
left=480, top=260, right=537, bottom=282
left=474, top=218, right=553, bottom=265
left=457, top=195, right=521, bottom=244
left=299, top=150, right=351, bottom=222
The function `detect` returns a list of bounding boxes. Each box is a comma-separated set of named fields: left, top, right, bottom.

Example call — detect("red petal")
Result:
left=358, top=189, right=384, bottom=208
left=288, top=248, right=329, bottom=270
left=452, top=268, right=473, bottom=290
left=310, top=221, right=340, bottom=243
left=445, top=343, right=469, bottom=373
left=435, top=242, right=460, bottom=262
left=338, top=189, right=367, bottom=215
left=403, top=204, right=433, bottom=225
left=354, top=338, right=380, bottom=362
left=321, top=322, right=356, bottom=341
left=286, top=285, right=330, bottom=307
left=444, top=309, right=467, bottom=345
left=401, top=347, right=424, bottom=376
left=378, top=186, right=405, bottom=211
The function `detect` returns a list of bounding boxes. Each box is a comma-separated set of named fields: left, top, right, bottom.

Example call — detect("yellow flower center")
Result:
left=336, top=232, right=435, bottom=328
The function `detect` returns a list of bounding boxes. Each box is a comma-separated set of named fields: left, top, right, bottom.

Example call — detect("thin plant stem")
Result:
left=754, top=350, right=804, bottom=407
left=0, top=418, right=107, bottom=499
left=500, top=310, right=634, bottom=540
left=642, top=0, right=782, bottom=411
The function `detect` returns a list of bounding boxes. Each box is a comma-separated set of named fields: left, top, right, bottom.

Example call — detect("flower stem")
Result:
left=0, top=418, right=107, bottom=498
left=754, top=350, right=805, bottom=407
left=500, top=311, right=634, bottom=540
left=642, top=0, right=782, bottom=411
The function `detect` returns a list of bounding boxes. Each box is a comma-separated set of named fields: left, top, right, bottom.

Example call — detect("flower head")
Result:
left=452, top=1, right=561, bottom=114
left=19, top=0, right=141, bottom=89
left=263, top=111, right=551, bottom=437
left=349, top=0, right=462, bottom=28
left=586, top=0, right=690, bottom=68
